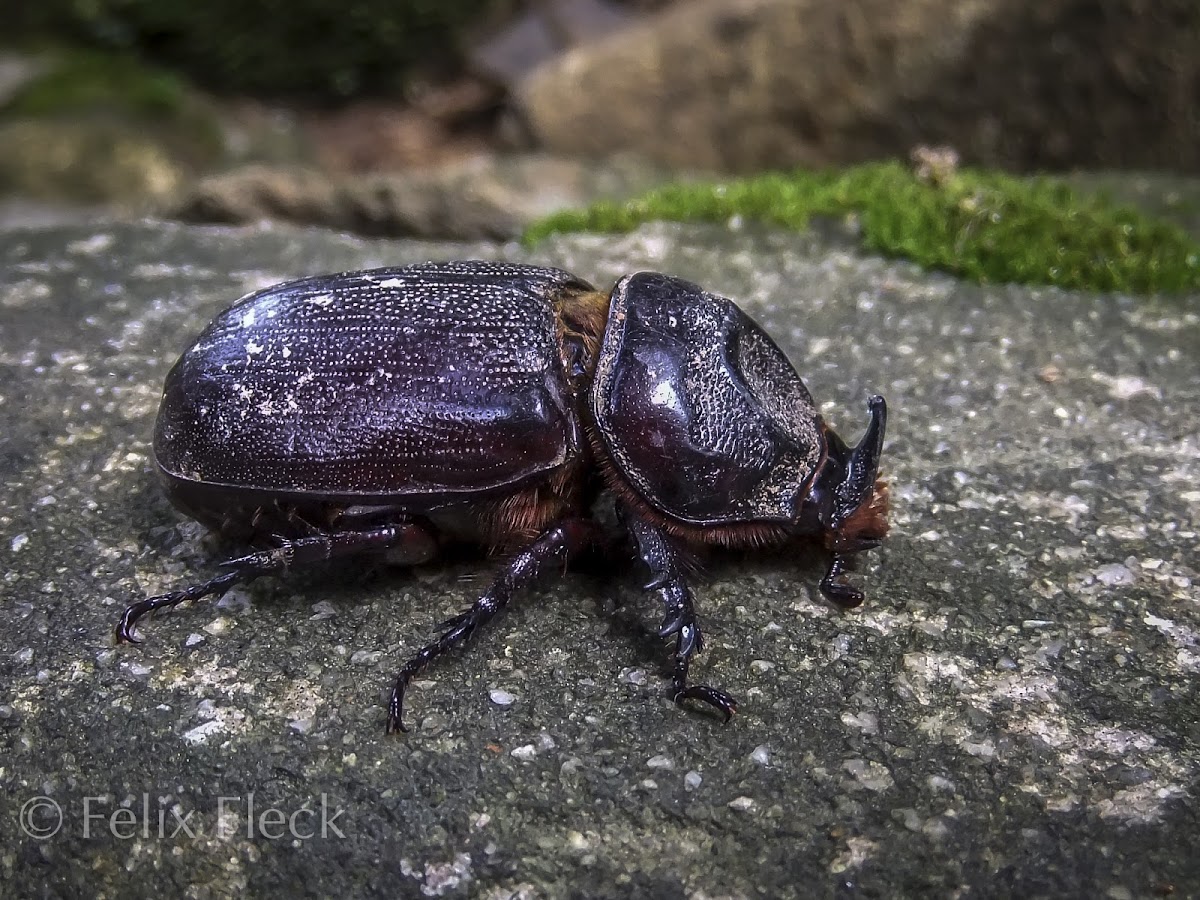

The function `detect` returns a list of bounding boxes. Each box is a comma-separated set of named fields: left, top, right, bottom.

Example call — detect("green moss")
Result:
left=523, top=162, right=1200, bottom=294
left=3, top=52, right=190, bottom=118
left=2, top=51, right=225, bottom=166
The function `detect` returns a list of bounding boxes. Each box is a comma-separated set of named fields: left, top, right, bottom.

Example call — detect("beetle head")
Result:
left=802, top=394, right=889, bottom=555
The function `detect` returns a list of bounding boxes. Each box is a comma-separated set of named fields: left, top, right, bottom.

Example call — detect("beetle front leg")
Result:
left=626, top=517, right=737, bottom=722
left=387, top=518, right=595, bottom=734
left=819, top=553, right=864, bottom=609
left=116, top=523, right=430, bottom=642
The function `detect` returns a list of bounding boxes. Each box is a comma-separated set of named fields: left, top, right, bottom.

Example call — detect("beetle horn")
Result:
left=834, top=395, right=887, bottom=528
left=817, top=395, right=889, bottom=608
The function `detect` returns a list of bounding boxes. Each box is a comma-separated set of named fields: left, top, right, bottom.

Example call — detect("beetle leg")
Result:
left=386, top=518, right=594, bottom=734
left=819, top=553, right=865, bottom=609
left=625, top=518, right=737, bottom=722
left=116, top=523, right=428, bottom=642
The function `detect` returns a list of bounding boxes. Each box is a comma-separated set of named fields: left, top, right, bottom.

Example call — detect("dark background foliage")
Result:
left=6, top=0, right=507, bottom=97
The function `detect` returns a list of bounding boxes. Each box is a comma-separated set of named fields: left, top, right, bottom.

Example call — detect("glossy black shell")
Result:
left=154, top=261, right=593, bottom=503
left=590, top=272, right=822, bottom=525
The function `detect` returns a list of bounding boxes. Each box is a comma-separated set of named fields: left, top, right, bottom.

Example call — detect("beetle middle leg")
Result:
left=626, top=517, right=737, bottom=722
left=116, top=522, right=432, bottom=642
left=387, top=517, right=595, bottom=734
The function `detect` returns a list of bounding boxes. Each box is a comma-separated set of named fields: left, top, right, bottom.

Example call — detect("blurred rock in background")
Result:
left=515, top=0, right=1199, bottom=172
left=0, top=0, right=1196, bottom=232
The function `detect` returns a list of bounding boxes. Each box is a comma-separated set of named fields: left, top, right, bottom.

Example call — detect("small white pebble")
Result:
left=728, top=796, right=756, bottom=812
left=684, top=771, right=703, bottom=790
left=897, top=808, right=923, bottom=831
left=122, top=661, right=152, bottom=679
left=10, top=534, right=29, bottom=552
left=751, top=745, right=772, bottom=766
left=841, top=711, right=879, bottom=734
left=510, top=744, right=536, bottom=761
left=1093, top=373, right=1161, bottom=400
left=647, top=755, right=674, bottom=770
left=310, top=601, right=337, bottom=620
left=182, top=721, right=224, bottom=746
left=489, top=689, right=516, bottom=707
left=1094, top=563, right=1135, bottom=586
left=567, top=831, right=589, bottom=851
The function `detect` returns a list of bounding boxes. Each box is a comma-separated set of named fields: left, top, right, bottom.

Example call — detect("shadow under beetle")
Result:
left=117, top=261, right=889, bottom=732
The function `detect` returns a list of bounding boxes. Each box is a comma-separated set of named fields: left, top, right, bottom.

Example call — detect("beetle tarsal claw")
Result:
left=385, top=690, right=409, bottom=735
left=658, top=611, right=686, bottom=638
left=819, top=554, right=865, bottom=609
left=643, top=573, right=670, bottom=591
left=673, top=685, right=738, bottom=722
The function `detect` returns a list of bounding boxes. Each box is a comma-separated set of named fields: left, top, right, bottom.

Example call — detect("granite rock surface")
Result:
left=1, top=220, right=1197, bottom=897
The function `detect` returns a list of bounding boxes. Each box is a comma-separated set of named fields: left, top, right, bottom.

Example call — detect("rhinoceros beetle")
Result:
left=118, top=261, right=889, bottom=732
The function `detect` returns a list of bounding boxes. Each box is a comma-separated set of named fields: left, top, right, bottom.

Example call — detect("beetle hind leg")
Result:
left=116, top=523, right=428, bottom=642
left=117, top=571, right=243, bottom=642
left=387, top=518, right=595, bottom=734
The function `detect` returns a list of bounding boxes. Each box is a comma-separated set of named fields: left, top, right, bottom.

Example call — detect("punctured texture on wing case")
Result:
left=155, top=261, right=593, bottom=499
left=590, top=272, right=822, bottom=524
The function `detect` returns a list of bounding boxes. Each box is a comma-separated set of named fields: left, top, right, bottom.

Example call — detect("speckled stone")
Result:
left=1, top=219, right=1197, bottom=897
